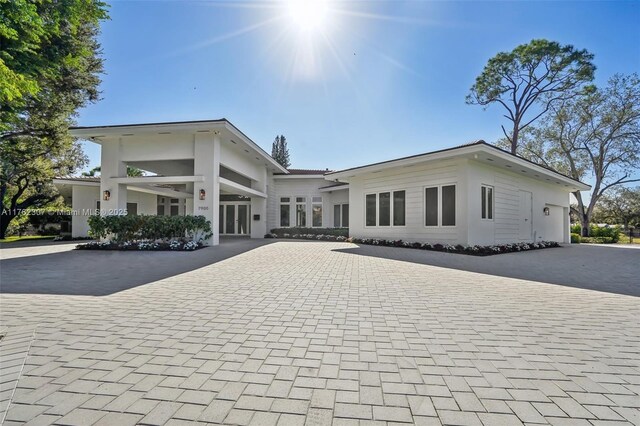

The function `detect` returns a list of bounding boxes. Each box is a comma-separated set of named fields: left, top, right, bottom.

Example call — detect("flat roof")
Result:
left=69, top=118, right=288, bottom=174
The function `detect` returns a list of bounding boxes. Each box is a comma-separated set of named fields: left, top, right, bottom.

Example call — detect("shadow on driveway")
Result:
left=0, top=238, right=273, bottom=296
left=333, top=243, right=639, bottom=297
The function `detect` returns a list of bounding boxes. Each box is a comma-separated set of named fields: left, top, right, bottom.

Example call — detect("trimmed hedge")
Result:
left=87, top=215, right=212, bottom=243
left=269, top=227, right=348, bottom=237
left=570, top=224, right=621, bottom=243
left=571, top=233, right=581, bottom=243
left=349, top=238, right=560, bottom=256
left=264, top=231, right=561, bottom=256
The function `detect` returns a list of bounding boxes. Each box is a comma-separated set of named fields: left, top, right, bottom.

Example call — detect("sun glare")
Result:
left=287, top=0, right=329, bottom=33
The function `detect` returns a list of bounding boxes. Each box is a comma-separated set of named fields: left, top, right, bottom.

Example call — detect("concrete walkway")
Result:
left=0, top=240, right=638, bottom=425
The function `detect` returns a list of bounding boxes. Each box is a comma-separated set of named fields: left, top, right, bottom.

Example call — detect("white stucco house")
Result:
left=54, top=119, right=590, bottom=246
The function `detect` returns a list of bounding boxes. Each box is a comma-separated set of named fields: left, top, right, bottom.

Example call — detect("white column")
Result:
left=185, top=182, right=194, bottom=216
left=251, top=167, right=268, bottom=238
left=193, top=133, right=220, bottom=245
left=100, top=138, right=127, bottom=216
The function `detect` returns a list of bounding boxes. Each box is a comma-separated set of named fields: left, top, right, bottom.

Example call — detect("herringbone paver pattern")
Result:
left=0, top=241, right=638, bottom=425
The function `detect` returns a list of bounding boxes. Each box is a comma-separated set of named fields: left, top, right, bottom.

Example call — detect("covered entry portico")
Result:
left=69, top=119, right=287, bottom=245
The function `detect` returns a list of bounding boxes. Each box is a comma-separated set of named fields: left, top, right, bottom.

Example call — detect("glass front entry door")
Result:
left=219, top=203, right=250, bottom=235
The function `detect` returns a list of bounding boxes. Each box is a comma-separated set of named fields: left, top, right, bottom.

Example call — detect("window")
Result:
left=333, top=204, right=349, bottom=227
left=425, top=187, right=438, bottom=226
left=170, top=198, right=180, bottom=216
left=366, top=191, right=405, bottom=227
left=296, top=197, right=306, bottom=227
left=280, top=197, right=290, bottom=227
left=481, top=185, right=493, bottom=220
left=126, top=203, right=138, bottom=216
left=378, top=192, right=391, bottom=226
left=425, top=185, right=456, bottom=227
left=393, top=191, right=405, bottom=226
left=342, top=204, right=349, bottom=227
left=312, top=197, right=322, bottom=227
left=366, top=194, right=376, bottom=226
left=442, top=185, right=456, bottom=226
left=157, top=205, right=165, bottom=216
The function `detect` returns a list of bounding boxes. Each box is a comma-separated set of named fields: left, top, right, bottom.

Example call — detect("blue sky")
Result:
left=78, top=0, right=640, bottom=172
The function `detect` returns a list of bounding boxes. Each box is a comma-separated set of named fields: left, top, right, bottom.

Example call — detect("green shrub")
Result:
left=570, top=224, right=582, bottom=234
left=571, top=233, right=581, bottom=243
left=270, top=227, right=348, bottom=237
left=88, top=215, right=212, bottom=243
left=581, top=236, right=615, bottom=244
left=590, top=225, right=620, bottom=243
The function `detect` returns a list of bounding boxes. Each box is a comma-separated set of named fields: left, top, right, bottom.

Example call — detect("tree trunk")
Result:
left=511, top=126, right=519, bottom=154
left=0, top=213, right=15, bottom=240
left=580, top=214, right=590, bottom=237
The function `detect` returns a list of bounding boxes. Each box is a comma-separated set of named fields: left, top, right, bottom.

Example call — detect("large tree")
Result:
left=82, top=165, right=144, bottom=177
left=271, top=135, right=291, bottom=168
left=592, top=187, right=640, bottom=230
left=467, top=39, right=596, bottom=154
left=515, top=73, right=640, bottom=236
left=0, top=0, right=108, bottom=238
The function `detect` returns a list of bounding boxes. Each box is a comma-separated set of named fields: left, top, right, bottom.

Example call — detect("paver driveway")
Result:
left=1, top=240, right=639, bottom=425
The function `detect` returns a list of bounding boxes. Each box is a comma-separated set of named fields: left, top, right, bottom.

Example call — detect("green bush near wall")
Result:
left=571, top=225, right=620, bottom=243
left=269, top=227, right=348, bottom=237
left=570, top=233, right=581, bottom=243
left=88, top=215, right=213, bottom=243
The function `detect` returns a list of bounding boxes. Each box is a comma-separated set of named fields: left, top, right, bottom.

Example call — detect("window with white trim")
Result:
left=365, top=191, right=406, bottom=227
left=365, top=194, right=376, bottom=226
left=295, top=196, right=306, bottom=227
left=280, top=197, right=290, bottom=227
left=481, top=185, right=493, bottom=220
left=333, top=204, right=349, bottom=227
left=425, top=185, right=456, bottom=227
left=312, top=196, right=322, bottom=227
left=393, top=191, right=405, bottom=226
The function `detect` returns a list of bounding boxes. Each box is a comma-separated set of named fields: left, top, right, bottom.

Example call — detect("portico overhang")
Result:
left=219, top=177, right=266, bottom=198
left=69, top=118, right=289, bottom=175
left=110, top=175, right=204, bottom=184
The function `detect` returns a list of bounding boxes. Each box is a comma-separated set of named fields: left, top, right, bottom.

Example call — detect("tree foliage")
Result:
left=467, top=39, right=596, bottom=153
left=82, top=165, right=144, bottom=177
left=514, top=73, right=640, bottom=236
left=592, top=187, right=640, bottom=229
left=0, top=0, right=109, bottom=238
left=271, top=135, right=291, bottom=168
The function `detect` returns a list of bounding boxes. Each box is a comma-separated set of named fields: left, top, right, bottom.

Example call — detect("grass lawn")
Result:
left=0, top=235, right=56, bottom=243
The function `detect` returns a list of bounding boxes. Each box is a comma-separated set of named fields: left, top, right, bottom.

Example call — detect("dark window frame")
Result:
left=365, top=191, right=406, bottom=227
left=424, top=184, right=457, bottom=227
left=481, top=185, right=494, bottom=220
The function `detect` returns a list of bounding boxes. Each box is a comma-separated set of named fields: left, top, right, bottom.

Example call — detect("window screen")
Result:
left=296, top=204, right=306, bottom=227
left=442, top=185, right=456, bottom=226
left=425, top=187, right=438, bottom=226
left=378, top=192, right=391, bottom=226
left=126, top=203, right=138, bottom=216
left=366, top=194, right=376, bottom=226
left=393, top=191, right=405, bottom=226
left=334, top=205, right=341, bottom=227
left=312, top=205, right=322, bottom=227
left=280, top=204, right=290, bottom=227
left=341, top=204, right=349, bottom=227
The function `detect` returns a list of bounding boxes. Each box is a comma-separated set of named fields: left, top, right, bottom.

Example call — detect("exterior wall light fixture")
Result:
left=199, top=189, right=206, bottom=200
left=103, top=190, right=111, bottom=201
left=543, top=207, right=550, bottom=216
